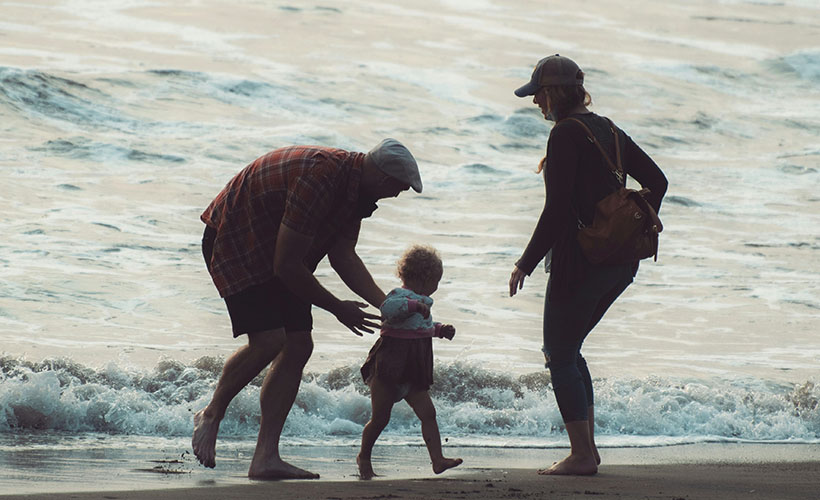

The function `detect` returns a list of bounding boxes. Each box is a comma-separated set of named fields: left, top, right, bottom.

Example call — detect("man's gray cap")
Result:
left=367, top=138, right=423, bottom=193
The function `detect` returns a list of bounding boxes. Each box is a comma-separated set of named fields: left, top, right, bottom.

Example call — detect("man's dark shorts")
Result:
left=202, top=226, right=312, bottom=337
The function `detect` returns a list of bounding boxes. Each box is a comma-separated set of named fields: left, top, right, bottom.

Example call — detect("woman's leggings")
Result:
left=543, top=263, right=634, bottom=422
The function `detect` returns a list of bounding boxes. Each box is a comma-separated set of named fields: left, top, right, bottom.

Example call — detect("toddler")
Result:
left=357, top=245, right=462, bottom=479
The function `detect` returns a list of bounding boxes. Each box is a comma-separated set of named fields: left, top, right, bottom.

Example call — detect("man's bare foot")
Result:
left=432, top=457, right=463, bottom=474
left=248, top=457, right=319, bottom=480
left=357, top=453, right=376, bottom=480
left=192, top=409, right=220, bottom=468
left=537, top=454, right=598, bottom=476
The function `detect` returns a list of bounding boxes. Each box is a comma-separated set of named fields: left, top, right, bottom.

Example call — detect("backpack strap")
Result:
left=563, top=117, right=624, bottom=184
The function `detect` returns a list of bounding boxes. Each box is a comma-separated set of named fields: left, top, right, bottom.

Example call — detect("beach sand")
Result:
left=5, top=462, right=819, bottom=500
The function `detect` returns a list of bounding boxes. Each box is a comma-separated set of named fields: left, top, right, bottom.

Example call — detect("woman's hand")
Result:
left=509, top=266, right=527, bottom=297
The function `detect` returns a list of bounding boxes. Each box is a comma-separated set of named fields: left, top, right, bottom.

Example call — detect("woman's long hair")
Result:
left=544, top=73, right=592, bottom=123
left=536, top=75, right=593, bottom=173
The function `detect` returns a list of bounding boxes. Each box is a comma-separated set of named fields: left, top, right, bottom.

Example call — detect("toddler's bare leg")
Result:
left=404, top=390, right=462, bottom=474
left=358, top=377, right=394, bottom=480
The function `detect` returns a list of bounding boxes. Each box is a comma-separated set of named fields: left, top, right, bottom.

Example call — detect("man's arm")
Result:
left=327, top=229, right=386, bottom=309
left=274, top=223, right=380, bottom=335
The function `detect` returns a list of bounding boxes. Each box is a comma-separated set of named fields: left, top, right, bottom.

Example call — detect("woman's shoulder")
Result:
left=554, top=112, right=622, bottom=140
left=558, top=112, right=610, bottom=129
left=549, top=113, right=600, bottom=144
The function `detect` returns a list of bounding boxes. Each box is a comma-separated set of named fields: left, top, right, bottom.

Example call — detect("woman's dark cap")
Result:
left=514, top=54, right=584, bottom=97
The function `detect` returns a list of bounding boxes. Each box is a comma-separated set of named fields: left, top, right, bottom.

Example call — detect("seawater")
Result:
left=1, top=0, right=819, bottom=486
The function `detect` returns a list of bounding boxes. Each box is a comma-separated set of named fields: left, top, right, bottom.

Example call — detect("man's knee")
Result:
left=283, top=331, right=314, bottom=366
left=247, top=329, right=286, bottom=359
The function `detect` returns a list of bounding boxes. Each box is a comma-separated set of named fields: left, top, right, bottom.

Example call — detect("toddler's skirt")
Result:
left=360, top=336, right=434, bottom=400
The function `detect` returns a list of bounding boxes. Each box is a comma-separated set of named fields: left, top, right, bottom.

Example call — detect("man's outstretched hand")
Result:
left=334, top=300, right=381, bottom=336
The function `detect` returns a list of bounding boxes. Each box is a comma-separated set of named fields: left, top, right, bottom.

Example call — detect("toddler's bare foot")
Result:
left=357, top=453, right=376, bottom=480
left=432, top=457, right=463, bottom=474
left=537, top=454, right=598, bottom=476
left=192, top=409, right=220, bottom=468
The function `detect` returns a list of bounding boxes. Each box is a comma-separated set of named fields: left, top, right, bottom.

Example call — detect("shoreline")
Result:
left=6, top=461, right=820, bottom=500
left=1, top=442, right=818, bottom=498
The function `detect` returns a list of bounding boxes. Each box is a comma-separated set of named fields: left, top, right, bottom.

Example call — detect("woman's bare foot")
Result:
left=592, top=443, right=601, bottom=465
left=537, top=454, right=598, bottom=476
left=248, top=457, right=319, bottom=480
left=192, top=409, right=220, bottom=468
left=357, top=453, right=377, bottom=480
left=432, top=457, right=463, bottom=474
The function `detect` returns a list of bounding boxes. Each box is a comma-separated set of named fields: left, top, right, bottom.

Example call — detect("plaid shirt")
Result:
left=201, top=146, right=365, bottom=297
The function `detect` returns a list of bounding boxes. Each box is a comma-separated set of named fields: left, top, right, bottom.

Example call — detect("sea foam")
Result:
left=1, top=356, right=817, bottom=447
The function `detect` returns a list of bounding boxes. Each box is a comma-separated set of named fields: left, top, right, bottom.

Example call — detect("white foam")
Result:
left=1, top=358, right=817, bottom=444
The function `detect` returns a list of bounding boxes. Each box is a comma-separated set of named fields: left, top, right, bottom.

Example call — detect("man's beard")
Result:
left=356, top=196, right=378, bottom=219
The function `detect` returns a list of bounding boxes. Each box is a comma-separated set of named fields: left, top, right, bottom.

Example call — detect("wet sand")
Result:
left=2, top=443, right=819, bottom=499
left=5, top=462, right=819, bottom=500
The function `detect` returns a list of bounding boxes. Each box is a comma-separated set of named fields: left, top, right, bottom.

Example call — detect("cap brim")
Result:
left=514, top=80, right=540, bottom=97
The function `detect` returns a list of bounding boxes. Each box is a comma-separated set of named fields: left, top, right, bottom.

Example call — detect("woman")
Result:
left=508, top=55, right=668, bottom=475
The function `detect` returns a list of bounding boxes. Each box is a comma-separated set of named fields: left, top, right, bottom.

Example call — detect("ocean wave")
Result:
left=0, top=356, right=817, bottom=445
left=0, top=67, right=130, bottom=129
left=30, top=137, right=186, bottom=164
left=143, top=68, right=351, bottom=119
left=462, top=109, right=548, bottom=142
left=0, top=66, right=350, bottom=136
left=769, top=49, right=820, bottom=84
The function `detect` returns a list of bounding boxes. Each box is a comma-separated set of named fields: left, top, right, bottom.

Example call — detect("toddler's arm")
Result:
left=435, top=323, right=456, bottom=340
left=380, top=294, right=426, bottom=322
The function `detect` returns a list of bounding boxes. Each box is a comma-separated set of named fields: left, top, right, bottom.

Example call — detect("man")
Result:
left=192, top=138, right=422, bottom=479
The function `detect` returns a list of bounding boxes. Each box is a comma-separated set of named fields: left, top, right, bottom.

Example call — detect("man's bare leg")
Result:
left=248, top=331, right=319, bottom=479
left=192, top=329, right=285, bottom=468
left=404, top=390, right=462, bottom=475
left=538, top=420, right=598, bottom=476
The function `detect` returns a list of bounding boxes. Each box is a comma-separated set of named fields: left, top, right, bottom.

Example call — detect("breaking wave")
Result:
left=1, top=356, right=817, bottom=447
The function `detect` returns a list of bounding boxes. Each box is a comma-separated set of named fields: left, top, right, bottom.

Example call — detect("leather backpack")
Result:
left=564, top=117, right=663, bottom=265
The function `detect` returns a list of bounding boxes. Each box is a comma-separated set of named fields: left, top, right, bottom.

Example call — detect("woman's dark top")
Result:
left=516, top=112, right=668, bottom=300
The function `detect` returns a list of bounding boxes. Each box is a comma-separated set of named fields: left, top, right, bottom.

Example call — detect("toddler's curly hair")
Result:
left=396, top=245, right=443, bottom=285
